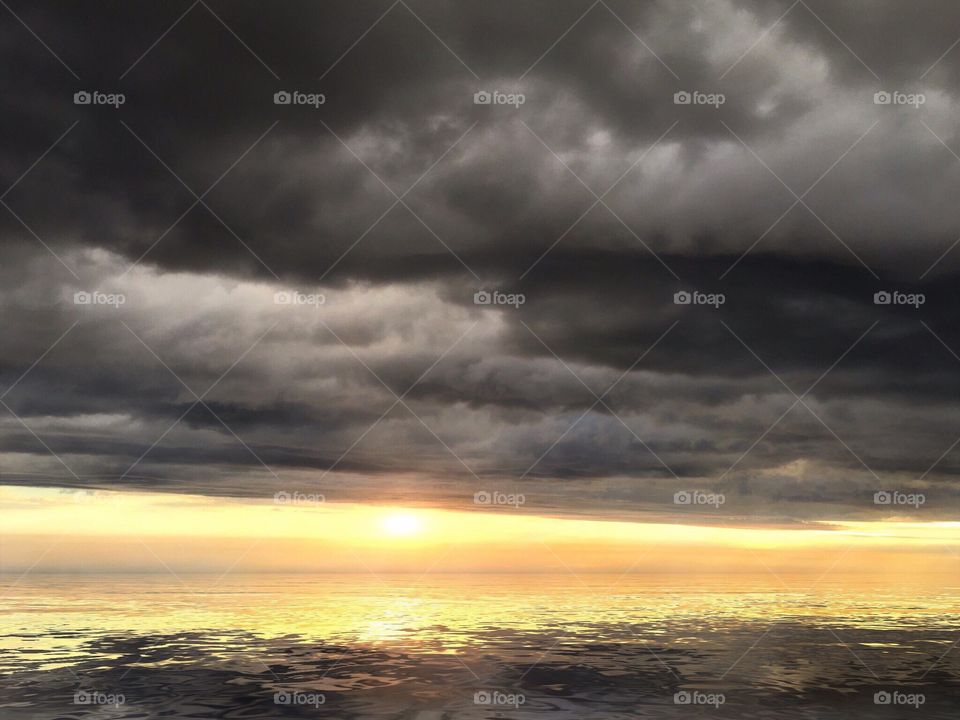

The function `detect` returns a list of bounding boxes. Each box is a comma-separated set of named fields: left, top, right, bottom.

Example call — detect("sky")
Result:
left=4, top=486, right=960, bottom=573
left=3, top=0, right=960, bottom=539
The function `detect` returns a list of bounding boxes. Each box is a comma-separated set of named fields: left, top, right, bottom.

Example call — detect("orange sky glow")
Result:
left=2, top=486, right=958, bottom=576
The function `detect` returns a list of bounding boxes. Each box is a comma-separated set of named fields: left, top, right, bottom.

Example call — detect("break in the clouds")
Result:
left=3, top=0, right=960, bottom=521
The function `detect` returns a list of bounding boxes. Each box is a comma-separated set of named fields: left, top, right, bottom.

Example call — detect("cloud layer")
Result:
left=3, top=0, right=960, bottom=521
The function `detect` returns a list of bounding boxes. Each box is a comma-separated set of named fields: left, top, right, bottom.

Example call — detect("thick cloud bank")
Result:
left=3, top=0, right=960, bottom=521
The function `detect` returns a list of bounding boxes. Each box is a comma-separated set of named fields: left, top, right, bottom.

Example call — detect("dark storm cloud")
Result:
left=5, top=0, right=960, bottom=282
left=3, top=0, right=960, bottom=521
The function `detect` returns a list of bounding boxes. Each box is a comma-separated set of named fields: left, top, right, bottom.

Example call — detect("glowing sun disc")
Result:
left=381, top=514, right=422, bottom=537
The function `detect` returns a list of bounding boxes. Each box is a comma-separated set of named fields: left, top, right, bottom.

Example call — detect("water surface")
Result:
left=2, top=574, right=958, bottom=718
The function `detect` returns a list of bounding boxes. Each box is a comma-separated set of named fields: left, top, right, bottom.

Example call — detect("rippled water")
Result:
left=2, top=574, right=958, bottom=718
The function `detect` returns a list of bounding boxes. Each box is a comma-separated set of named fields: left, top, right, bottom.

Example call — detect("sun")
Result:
left=381, top=513, right=422, bottom=537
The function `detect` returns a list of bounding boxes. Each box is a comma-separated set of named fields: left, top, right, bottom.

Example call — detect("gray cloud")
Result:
left=3, top=0, right=960, bottom=521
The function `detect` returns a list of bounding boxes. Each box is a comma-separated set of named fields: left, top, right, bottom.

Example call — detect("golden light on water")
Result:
left=2, top=486, right=959, bottom=715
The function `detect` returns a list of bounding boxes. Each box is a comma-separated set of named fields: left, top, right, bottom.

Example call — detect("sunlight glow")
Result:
left=2, top=486, right=958, bottom=574
left=381, top=513, right=422, bottom=537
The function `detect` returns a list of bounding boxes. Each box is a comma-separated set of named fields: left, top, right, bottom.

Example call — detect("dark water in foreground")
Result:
left=1, top=574, right=958, bottom=718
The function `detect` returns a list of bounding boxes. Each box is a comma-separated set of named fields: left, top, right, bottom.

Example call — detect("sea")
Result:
left=1, top=573, right=958, bottom=718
